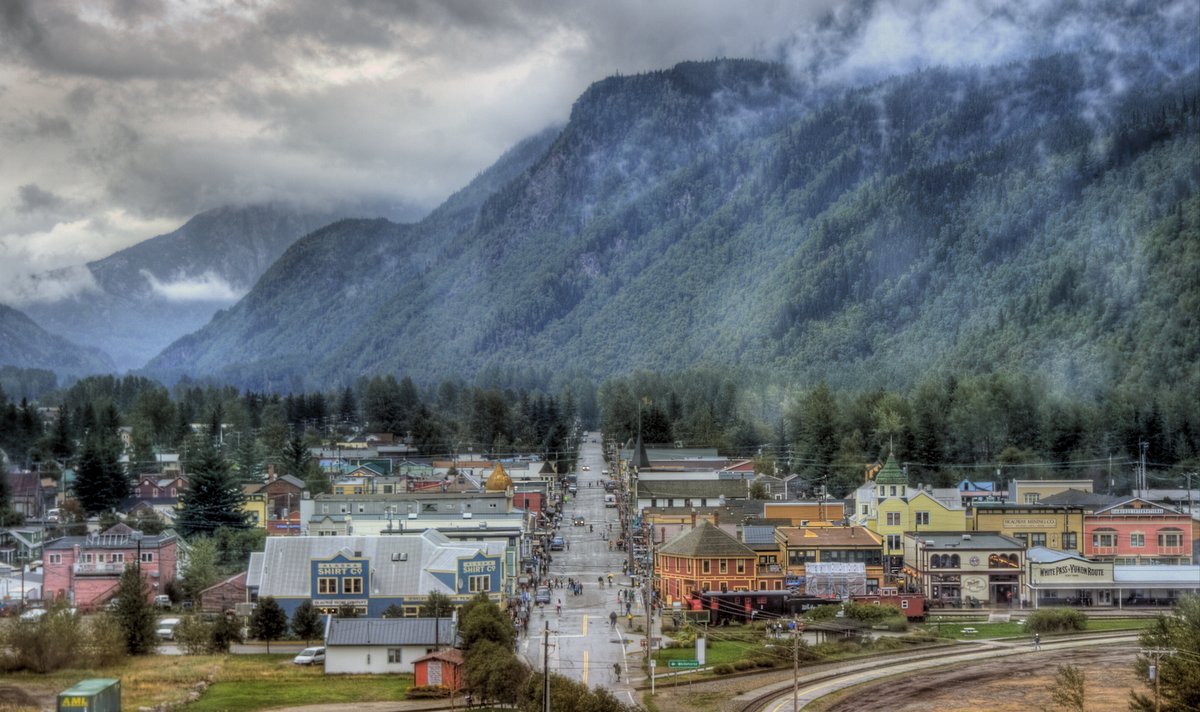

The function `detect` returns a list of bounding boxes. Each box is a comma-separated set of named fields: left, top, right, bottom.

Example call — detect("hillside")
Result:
left=0, top=304, right=115, bottom=375
left=147, top=51, right=1200, bottom=395
left=20, top=203, right=402, bottom=371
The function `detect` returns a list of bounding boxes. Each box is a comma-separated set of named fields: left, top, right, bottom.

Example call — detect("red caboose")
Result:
left=852, top=587, right=926, bottom=620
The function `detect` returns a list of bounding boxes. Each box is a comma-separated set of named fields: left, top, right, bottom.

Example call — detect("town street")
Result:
left=520, top=433, right=646, bottom=703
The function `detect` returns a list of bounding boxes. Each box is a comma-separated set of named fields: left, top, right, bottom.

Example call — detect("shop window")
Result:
left=949, top=554, right=960, bottom=568
left=469, top=575, right=491, bottom=593
left=1062, top=533, right=1077, bottom=550
left=318, top=577, right=337, bottom=595
left=343, top=577, right=363, bottom=595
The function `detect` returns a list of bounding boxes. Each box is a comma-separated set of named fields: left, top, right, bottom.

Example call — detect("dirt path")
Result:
left=820, top=647, right=1140, bottom=712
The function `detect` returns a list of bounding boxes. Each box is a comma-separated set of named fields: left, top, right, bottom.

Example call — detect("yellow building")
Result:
left=240, top=489, right=268, bottom=528
left=969, top=503, right=1086, bottom=553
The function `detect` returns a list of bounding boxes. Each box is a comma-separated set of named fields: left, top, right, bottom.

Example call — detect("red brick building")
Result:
left=654, top=521, right=758, bottom=604
left=42, top=524, right=178, bottom=609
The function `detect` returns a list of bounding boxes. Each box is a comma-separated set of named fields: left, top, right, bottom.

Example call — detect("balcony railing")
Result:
left=73, top=562, right=125, bottom=575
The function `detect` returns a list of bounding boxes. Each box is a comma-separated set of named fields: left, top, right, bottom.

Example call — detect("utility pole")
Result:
left=792, top=617, right=800, bottom=711
left=543, top=620, right=551, bottom=712
left=1145, top=648, right=1173, bottom=712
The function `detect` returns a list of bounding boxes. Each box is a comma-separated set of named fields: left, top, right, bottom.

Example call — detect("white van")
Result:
left=156, top=617, right=181, bottom=640
left=604, top=494, right=617, bottom=508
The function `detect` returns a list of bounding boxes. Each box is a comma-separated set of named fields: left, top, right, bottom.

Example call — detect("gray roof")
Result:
left=1026, top=546, right=1092, bottom=564
left=638, top=480, right=747, bottom=499
left=740, top=525, right=778, bottom=546
left=1039, top=490, right=1120, bottom=508
left=326, top=617, right=457, bottom=647
left=255, top=529, right=508, bottom=599
left=912, top=532, right=1024, bottom=550
left=657, top=521, right=756, bottom=558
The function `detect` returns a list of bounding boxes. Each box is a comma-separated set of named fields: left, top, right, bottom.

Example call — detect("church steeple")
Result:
left=874, top=450, right=907, bottom=490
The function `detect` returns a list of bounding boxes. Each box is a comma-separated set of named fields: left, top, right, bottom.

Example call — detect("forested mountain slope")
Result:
left=21, top=204, right=383, bottom=371
left=0, top=304, right=114, bottom=375
left=148, top=52, right=1200, bottom=396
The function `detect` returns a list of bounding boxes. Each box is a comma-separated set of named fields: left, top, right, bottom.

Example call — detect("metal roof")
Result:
left=326, top=617, right=457, bottom=646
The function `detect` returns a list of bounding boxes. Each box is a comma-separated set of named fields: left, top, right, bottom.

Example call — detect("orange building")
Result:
left=761, top=501, right=845, bottom=524
left=413, top=649, right=465, bottom=692
left=654, top=521, right=758, bottom=603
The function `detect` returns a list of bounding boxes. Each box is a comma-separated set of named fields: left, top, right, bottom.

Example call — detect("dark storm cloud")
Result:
left=2, top=0, right=1194, bottom=306
left=16, top=183, right=65, bottom=213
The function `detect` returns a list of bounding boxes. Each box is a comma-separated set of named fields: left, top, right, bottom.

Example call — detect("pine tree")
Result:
left=111, top=563, right=157, bottom=655
left=176, top=438, right=247, bottom=538
left=74, top=433, right=129, bottom=514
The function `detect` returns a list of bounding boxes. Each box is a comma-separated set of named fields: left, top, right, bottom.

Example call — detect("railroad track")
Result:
left=738, top=631, right=1140, bottom=712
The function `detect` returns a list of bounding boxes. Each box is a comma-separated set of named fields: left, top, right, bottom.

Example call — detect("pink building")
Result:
left=1084, top=497, right=1192, bottom=565
left=42, top=524, right=178, bottom=609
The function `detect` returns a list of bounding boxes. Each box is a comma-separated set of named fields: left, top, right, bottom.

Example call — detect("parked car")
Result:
left=156, top=617, right=181, bottom=640
left=549, top=536, right=565, bottom=550
left=568, top=485, right=578, bottom=494
left=535, top=586, right=552, bottom=605
left=292, top=646, right=326, bottom=665
left=573, top=516, right=585, bottom=526
left=154, top=594, right=172, bottom=608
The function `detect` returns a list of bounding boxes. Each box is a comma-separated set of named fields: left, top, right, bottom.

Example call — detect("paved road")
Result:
left=519, top=432, right=644, bottom=704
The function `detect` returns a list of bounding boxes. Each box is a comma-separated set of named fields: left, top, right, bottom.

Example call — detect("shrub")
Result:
left=844, top=603, right=904, bottom=623
left=713, top=664, right=734, bottom=675
left=883, top=617, right=909, bottom=632
left=406, top=686, right=451, bottom=699
left=0, top=603, right=82, bottom=672
left=752, top=656, right=776, bottom=668
left=81, top=615, right=128, bottom=668
left=733, top=659, right=756, bottom=671
left=1026, top=609, right=1087, bottom=634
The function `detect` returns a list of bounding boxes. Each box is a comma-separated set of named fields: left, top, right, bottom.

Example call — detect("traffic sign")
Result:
left=668, top=659, right=699, bottom=668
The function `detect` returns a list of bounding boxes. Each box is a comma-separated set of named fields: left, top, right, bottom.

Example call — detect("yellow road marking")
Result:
left=583, top=650, right=589, bottom=684
left=582, top=615, right=588, bottom=635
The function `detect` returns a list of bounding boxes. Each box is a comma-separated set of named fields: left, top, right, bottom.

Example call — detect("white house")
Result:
left=323, top=617, right=457, bottom=674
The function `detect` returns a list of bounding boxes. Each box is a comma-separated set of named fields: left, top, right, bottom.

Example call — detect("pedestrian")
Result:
left=626, top=601, right=631, bottom=615
left=1034, top=633, right=1041, bottom=651
left=610, top=611, right=617, bottom=629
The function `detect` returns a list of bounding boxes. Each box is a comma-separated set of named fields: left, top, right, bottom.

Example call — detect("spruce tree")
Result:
left=248, top=596, right=289, bottom=652
left=291, top=601, right=322, bottom=644
left=74, top=433, right=128, bottom=514
left=111, top=563, right=157, bottom=655
left=177, top=437, right=247, bottom=538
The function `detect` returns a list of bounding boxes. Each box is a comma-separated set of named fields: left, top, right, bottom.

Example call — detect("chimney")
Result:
left=713, top=509, right=719, bottom=528
left=850, top=527, right=855, bottom=537
left=691, top=509, right=697, bottom=529
left=267, top=463, right=276, bottom=481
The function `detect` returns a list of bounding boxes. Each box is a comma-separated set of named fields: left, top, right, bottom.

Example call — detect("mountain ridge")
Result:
left=146, top=52, right=1200, bottom=395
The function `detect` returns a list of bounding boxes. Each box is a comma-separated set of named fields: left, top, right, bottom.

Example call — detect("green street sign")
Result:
left=668, top=659, right=699, bottom=668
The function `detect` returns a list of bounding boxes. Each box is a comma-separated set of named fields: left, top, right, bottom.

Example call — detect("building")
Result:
left=324, top=617, right=457, bottom=674
left=903, top=532, right=1024, bottom=607
left=198, top=572, right=247, bottom=614
left=1007, top=479, right=1093, bottom=505
left=42, top=525, right=178, bottom=609
left=654, top=520, right=758, bottom=603
left=776, top=525, right=884, bottom=593
left=637, top=480, right=749, bottom=510
left=969, top=502, right=1086, bottom=553
left=1025, top=546, right=1200, bottom=609
left=760, top=501, right=846, bottom=524
left=413, top=649, right=466, bottom=692
left=1084, top=497, right=1193, bottom=565
left=248, top=529, right=510, bottom=617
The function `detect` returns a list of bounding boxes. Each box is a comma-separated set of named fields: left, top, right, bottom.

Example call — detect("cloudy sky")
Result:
left=1, top=0, right=1194, bottom=305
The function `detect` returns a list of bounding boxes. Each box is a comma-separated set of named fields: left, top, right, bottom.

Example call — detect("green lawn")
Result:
left=653, top=639, right=760, bottom=667
left=925, top=617, right=1152, bottom=640
left=186, top=655, right=412, bottom=712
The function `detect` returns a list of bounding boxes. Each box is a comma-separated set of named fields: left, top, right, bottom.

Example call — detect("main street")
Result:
left=520, top=432, right=646, bottom=704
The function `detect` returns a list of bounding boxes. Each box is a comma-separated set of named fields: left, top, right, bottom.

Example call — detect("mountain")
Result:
left=0, top=304, right=115, bottom=375
left=148, top=49, right=1200, bottom=396
left=20, top=203, right=413, bottom=371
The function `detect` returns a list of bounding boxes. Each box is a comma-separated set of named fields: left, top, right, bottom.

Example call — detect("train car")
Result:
left=851, top=587, right=926, bottom=620
left=693, top=590, right=840, bottom=625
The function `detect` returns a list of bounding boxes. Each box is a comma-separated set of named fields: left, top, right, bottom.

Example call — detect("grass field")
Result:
left=0, top=654, right=413, bottom=712
left=926, top=617, right=1152, bottom=640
